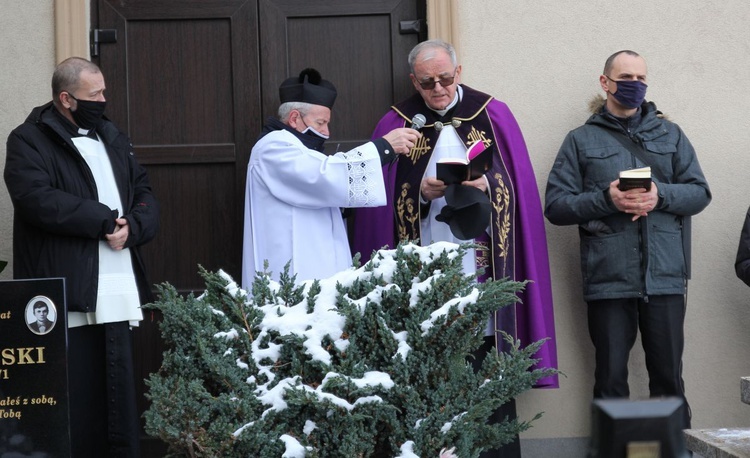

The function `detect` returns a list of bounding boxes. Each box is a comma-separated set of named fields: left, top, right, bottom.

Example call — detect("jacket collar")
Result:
left=29, top=101, right=121, bottom=149
left=586, top=96, right=663, bottom=136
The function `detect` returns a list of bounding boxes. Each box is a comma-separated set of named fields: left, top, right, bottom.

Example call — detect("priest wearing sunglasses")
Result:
left=351, top=39, right=558, bottom=458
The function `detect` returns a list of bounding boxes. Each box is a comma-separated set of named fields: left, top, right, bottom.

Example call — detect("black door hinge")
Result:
left=399, top=19, right=426, bottom=35
left=90, top=29, right=117, bottom=57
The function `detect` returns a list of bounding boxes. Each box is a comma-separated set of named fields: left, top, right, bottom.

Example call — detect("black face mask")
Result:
left=68, top=93, right=107, bottom=130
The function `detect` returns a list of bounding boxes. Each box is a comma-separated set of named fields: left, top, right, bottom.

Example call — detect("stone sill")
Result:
left=685, top=428, right=750, bottom=458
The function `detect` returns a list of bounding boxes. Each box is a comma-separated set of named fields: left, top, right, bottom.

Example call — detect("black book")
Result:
left=618, top=166, right=652, bottom=191
left=436, top=141, right=492, bottom=185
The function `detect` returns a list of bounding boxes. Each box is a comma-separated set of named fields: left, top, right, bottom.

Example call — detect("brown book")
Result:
left=618, top=166, right=652, bottom=191
left=436, top=141, right=492, bottom=185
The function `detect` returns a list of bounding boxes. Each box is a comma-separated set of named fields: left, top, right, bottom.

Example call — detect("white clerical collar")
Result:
left=432, top=86, right=463, bottom=117
left=77, top=127, right=91, bottom=136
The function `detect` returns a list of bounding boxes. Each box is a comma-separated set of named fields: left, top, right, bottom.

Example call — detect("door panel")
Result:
left=259, top=0, right=423, bottom=152
left=127, top=19, right=235, bottom=146
left=96, top=0, right=258, bottom=290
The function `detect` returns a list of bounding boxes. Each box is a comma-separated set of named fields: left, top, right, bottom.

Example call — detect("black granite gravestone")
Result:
left=0, top=278, right=70, bottom=457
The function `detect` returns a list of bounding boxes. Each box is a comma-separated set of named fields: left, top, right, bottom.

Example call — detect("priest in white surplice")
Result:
left=242, top=68, right=420, bottom=287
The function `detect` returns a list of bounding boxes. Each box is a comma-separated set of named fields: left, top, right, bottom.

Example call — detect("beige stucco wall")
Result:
left=0, top=1, right=55, bottom=278
left=453, top=0, right=750, bottom=439
left=2, top=0, right=749, bottom=446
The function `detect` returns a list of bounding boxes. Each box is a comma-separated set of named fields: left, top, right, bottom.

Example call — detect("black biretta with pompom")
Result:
left=279, top=68, right=337, bottom=108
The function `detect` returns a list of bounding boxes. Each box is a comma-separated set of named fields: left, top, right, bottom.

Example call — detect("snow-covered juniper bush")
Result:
left=144, top=242, right=556, bottom=457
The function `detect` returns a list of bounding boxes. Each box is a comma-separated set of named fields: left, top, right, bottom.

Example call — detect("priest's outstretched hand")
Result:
left=382, top=127, right=421, bottom=154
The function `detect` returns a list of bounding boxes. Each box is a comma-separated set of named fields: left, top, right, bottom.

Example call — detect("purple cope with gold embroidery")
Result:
left=351, top=85, right=558, bottom=388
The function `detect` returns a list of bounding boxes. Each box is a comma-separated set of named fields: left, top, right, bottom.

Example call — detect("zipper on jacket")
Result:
left=627, top=130, right=650, bottom=301
left=637, top=217, right=648, bottom=301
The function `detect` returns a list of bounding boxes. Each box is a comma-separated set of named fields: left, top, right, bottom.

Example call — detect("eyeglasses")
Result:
left=417, top=70, right=457, bottom=90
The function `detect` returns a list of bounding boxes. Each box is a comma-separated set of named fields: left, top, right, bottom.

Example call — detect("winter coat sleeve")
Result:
left=121, top=149, right=159, bottom=249
left=544, top=131, right=619, bottom=226
left=4, top=127, right=118, bottom=239
left=650, top=125, right=711, bottom=216
left=735, top=206, right=750, bottom=287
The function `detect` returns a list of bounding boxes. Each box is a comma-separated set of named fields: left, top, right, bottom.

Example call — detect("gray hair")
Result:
left=408, top=39, right=458, bottom=73
left=278, top=101, right=314, bottom=122
left=52, top=57, right=101, bottom=101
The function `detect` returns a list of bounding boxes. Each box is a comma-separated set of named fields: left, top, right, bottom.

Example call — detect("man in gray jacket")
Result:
left=544, top=50, right=710, bottom=428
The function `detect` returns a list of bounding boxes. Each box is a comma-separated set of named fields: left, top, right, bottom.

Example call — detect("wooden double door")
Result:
left=91, top=0, right=425, bottom=452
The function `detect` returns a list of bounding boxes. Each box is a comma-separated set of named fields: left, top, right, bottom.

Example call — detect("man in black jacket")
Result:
left=4, top=57, right=159, bottom=457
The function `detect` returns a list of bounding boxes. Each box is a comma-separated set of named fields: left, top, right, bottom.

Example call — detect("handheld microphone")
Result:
left=410, top=113, right=426, bottom=130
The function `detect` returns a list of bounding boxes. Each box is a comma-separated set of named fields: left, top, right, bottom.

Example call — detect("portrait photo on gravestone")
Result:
left=25, top=296, right=58, bottom=336
left=0, top=278, right=70, bottom=456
